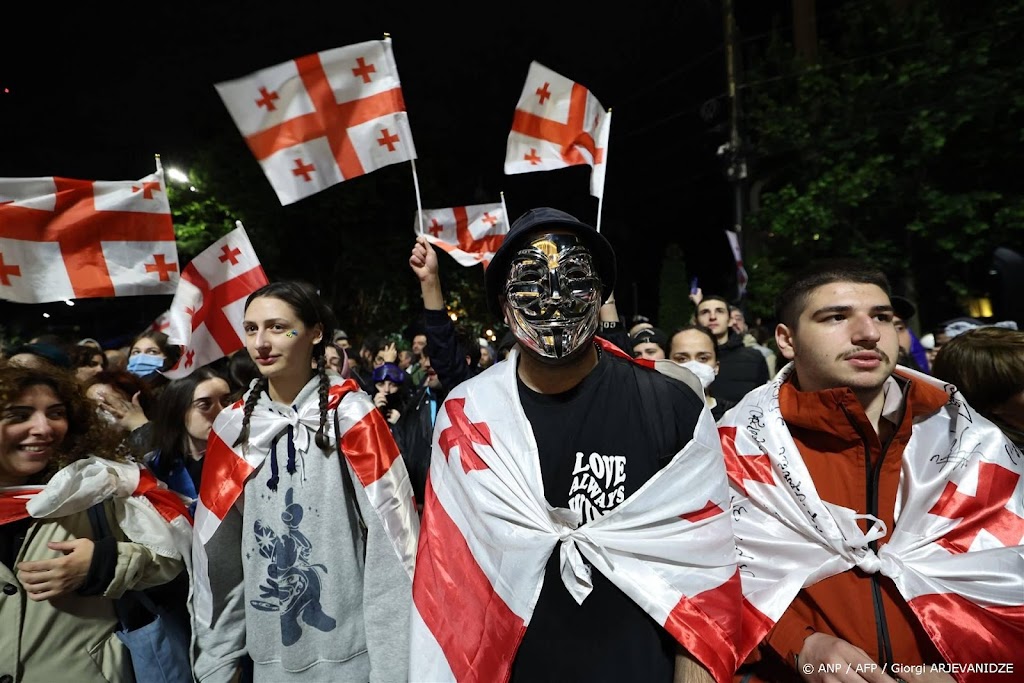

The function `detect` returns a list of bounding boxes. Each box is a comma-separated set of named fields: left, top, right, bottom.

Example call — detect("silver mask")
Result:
left=501, top=232, right=602, bottom=360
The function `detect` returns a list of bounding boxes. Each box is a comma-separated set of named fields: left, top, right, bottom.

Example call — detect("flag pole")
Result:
left=500, top=191, right=510, bottom=225
left=595, top=109, right=611, bottom=233
left=154, top=153, right=163, bottom=175
left=386, top=31, right=425, bottom=236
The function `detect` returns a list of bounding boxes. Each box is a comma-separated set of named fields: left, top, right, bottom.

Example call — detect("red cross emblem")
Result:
left=377, top=128, right=400, bottom=151
left=719, top=426, right=776, bottom=495
left=928, top=462, right=1024, bottom=553
left=219, top=245, right=242, bottom=265
left=144, top=254, right=178, bottom=281
left=481, top=212, right=498, bottom=227
left=438, top=398, right=491, bottom=473
left=131, top=181, right=162, bottom=199
left=428, top=219, right=444, bottom=237
left=523, top=148, right=542, bottom=165
left=0, top=252, right=21, bottom=286
left=184, top=349, right=196, bottom=368
left=351, top=56, right=376, bottom=83
left=292, top=158, right=316, bottom=182
left=255, top=86, right=280, bottom=111
left=535, top=81, right=552, bottom=105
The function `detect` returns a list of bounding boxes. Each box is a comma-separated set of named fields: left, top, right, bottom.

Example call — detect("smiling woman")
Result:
left=0, top=361, right=189, bottom=683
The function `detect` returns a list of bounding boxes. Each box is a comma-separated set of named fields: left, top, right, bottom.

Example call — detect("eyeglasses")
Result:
left=191, top=395, right=233, bottom=413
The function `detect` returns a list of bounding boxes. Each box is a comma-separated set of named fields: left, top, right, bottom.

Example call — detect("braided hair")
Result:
left=233, top=281, right=339, bottom=454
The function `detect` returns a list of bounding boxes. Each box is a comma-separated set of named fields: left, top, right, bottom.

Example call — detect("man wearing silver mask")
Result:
left=410, top=208, right=739, bottom=683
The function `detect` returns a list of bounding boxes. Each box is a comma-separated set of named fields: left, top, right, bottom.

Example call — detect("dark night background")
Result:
left=5, top=1, right=1017, bottom=344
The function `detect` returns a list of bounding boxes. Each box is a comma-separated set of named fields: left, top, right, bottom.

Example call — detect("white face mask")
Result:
left=679, top=360, right=716, bottom=390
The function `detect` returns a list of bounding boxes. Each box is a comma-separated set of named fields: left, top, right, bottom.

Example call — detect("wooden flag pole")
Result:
left=500, top=191, right=510, bottom=226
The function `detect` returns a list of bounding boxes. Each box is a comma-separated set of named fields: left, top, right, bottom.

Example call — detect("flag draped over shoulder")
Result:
left=718, top=364, right=1024, bottom=677
left=192, top=378, right=419, bottom=625
left=0, top=171, right=178, bottom=303
left=6, top=456, right=193, bottom=564
left=162, top=224, right=268, bottom=379
left=504, top=61, right=611, bottom=199
left=215, top=37, right=416, bottom=206
left=414, top=203, right=507, bottom=268
left=410, top=340, right=742, bottom=683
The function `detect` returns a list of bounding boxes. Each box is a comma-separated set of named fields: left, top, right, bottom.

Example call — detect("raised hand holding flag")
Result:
left=215, top=37, right=416, bottom=206
left=414, top=203, right=507, bottom=268
left=163, top=223, right=268, bottom=379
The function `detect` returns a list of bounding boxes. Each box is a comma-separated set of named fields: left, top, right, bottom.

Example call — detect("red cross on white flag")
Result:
left=214, top=37, right=417, bottom=206
left=162, top=224, right=269, bottom=379
left=504, top=62, right=612, bottom=200
left=725, top=229, right=749, bottom=299
left=0, top=171, right=178, bottom=303
left=413, top=203, right=508, bottom=268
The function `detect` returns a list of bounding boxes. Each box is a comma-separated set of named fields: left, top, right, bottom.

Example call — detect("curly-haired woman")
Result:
left=0, top=362, right=190, bottom=682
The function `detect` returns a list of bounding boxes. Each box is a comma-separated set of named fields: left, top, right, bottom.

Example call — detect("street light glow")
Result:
left=167, top=167, right=189, bottom=184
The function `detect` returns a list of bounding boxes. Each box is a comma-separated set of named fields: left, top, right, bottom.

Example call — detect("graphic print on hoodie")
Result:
left=249, top=487, right=337, bottom=645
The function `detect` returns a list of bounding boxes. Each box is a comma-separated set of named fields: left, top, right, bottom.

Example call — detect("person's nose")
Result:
left=851, top=314, right=882, bottom=345
left=27, top=412, right=55, bottom=437
left=209, top=402, right=225, bottom=421
left=254, top=329, right=270, bottom=350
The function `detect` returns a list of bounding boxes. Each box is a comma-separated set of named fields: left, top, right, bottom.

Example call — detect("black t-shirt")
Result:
left=510, top=349, right=704, bottom=683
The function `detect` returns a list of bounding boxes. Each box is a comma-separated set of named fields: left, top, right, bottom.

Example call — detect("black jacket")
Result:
left=714, top=332, right=770, bottom=404
left=393, top=384, right=445, bottom=504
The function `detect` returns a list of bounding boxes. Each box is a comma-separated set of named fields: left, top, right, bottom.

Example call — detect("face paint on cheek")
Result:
left=285, top=330, right=298, bottom=338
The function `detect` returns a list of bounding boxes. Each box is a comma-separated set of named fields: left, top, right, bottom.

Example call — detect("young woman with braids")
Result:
left=191, top=281, right=419, bottom=683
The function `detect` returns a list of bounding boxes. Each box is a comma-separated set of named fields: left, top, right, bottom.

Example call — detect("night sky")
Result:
left=0, top=1, right=788, bottom=337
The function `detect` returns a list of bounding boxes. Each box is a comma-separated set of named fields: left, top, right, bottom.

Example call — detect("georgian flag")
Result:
left=7, top=456, right=193, bottom=566
left=414, top=203, right=507, bottom=268
left=162, top=224, right=268, bottom=379
left=410, top=339, right=743, bottom=683
left=504, top=61, right=612, bottom=200
left=718, top=364, right=1024, bottom=673
left=215, top=37, right=417, bottom=206
left=0, top=171, right=179, bottom=303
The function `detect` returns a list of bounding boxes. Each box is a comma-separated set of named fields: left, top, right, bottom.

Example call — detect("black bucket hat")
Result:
left=485, top=207, right=616, bottom=319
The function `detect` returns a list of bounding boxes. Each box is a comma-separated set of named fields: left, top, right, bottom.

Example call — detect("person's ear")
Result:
left=776, top=323, right=796, bottom=360
left=713, top=360, right=720, bottom=376
left=312, top=323, right=323, bottom=346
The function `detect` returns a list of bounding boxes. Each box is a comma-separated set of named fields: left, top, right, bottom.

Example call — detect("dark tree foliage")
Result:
left=740, top=0, right=1024, bottom=327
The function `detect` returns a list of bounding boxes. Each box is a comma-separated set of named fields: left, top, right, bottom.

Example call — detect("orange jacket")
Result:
left=761, top=371, right=950, bottom=673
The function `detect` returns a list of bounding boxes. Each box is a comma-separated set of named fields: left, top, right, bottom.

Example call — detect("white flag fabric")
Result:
left=504, top=61, right=611, bottom=199
left=162, top=225, right=268, bottom=379
left=725, top=229, right=749, bottom=299
left=718, top=364, right=1024, bottom=670
left=215, top=38, right=416, bottom=206
left=410, top=338, right=743, bottom=683
left=414, top=203, right=507, bottom=268
left=0, top=171, right=178, bottom=303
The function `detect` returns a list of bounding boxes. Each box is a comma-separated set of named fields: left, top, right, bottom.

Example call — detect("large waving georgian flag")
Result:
left=0, top=171, right=179, bottom=303
left=504, top=61, right=611, bottom=200
left=193, top=378, right=419, bottom=628
left=411, top=339, right=742, bottom=683
left=215, top=37, right=417, bottom=206
left=414, top=203, right=507, bottom=268
left=162, top=224, right=268, bottom=379
left=719, top=364, right=1024, bottom=677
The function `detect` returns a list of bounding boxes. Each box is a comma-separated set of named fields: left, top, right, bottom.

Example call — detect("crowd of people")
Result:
left=0, top=207, right=1021, bottom=682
